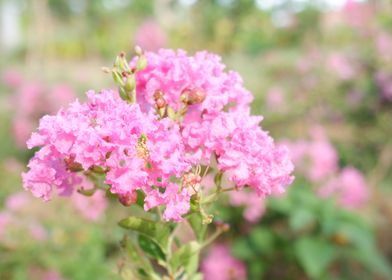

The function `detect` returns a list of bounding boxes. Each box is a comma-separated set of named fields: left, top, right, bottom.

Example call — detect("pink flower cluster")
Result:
left=283, top=126, right=368, bottom=209
left=319, top=167, right=369, bottom=209
left=134, top=19, right=167, bottom=52
left=2, top=70, right=76, bottom=148
left=23, top=49, right=294, bottom=222
left=229, top=190, right=266, bottom=223
left=201, top=244, right=247, bottom=280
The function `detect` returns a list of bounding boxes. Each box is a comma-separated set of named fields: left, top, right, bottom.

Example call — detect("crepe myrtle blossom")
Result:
left=22, top=48, right=294, bottom=222
left=201, top=244, right=247, bottom=280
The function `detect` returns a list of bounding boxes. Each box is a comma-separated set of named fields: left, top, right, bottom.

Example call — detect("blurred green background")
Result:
left=1, top=0, right=392, bottom=279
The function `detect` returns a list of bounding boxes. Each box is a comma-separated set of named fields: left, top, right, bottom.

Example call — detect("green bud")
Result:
left=136, top=55, right=147, bottom=71
left=135, top=45, right=143, bottom=56
left=119, top=87, right=128, bottom=101
left=77, top=187, right=96, bottom=196
left=124, top=75, right=136, bottom=92
left=112, top=70, right=124, bottom=86
left=114, top=56, right=121, bottom=67
left=167, top=107, right=177, bottom=120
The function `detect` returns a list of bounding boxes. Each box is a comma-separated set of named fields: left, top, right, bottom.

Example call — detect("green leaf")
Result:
left=189, top=273, right=203, bottom=280
left=232, top=238, right=255, bottom=260
left=351, top=247, right=392, bottom=279
left=295, top=237, right=337, bottom=279
left=136, top=190, right=146, bottom=208
left=118, top=216, right=171, bottom=249
left=214, top=172, right=223, bottom=188
left=249, top=227, right=275, bottom=254
left=289, top=208, right=316, bottom=232
left=138, top=235, right=166, bottom=261
left=187, top=213, right=207, bottom=242
left=169, top=241, right=200, bottom=275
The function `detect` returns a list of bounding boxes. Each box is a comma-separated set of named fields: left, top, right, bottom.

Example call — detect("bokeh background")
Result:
left=1, top=0, right=392, bottom=279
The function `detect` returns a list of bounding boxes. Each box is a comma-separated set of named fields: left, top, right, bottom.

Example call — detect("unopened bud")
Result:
left=188, top=87, right=206, bottom=105
left=118, top=192, right=137, bottom=206
left=180, top=87, right=206, bottom=105
left=112, top=71, right=124, bottom=86
left=119, top=87, right=128, bottom=101
left=153, top=90, right=163, bottom=100
left=77, top=187, right=95, bottom=196
left=155, top=96, right=166, bottom=109
left=136, top=55, right=147, bottom=71
left=180, top=88, right=191, bottom=103
left=135, top=45, right=143, bottom=56
left=215, top=220, right=230, bottom=232
left=202, top=214, right=214, bottom=225
left=124, top=75, right=136, bottom=92
left=64, top=157, right=83, bottom=172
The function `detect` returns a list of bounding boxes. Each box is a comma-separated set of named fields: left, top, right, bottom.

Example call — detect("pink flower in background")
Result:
left=342, top=0, right=373, bottom=29
left=327, top=53, right=355, bottom=81
left=12, top=116, right=34, bottom=148
left=266, top=87, right=286, bottom=109
left=134, top=19, right=166, bottom=51
left=283, top=127, right=337, bottom=183
left=2, top=69, right=23, bottom=87
left=229, top=191, right=266, bottom=223
left=43, top=270, right=67, bottom=280
left=375, top=71, right=392, bottom=101
left=71, top=190, right=108, bottom=221
left=5, top=192, right=29, bottom=211
left=376, top=32, right=392, bottom=57
left=29, top=222, right=48, bottom=241
left=48, top=85, right=76, bottom=113
left=201, top=244, right=247, bottom=280
left=0, top=212, right=12, bottom=238
left=319, top=166, right=369, bottom=209
left=307, top=139, right=338, bottom=182
left=10, top=79, right=76, bottom=148
left=15, top=83, right=44, bottom=116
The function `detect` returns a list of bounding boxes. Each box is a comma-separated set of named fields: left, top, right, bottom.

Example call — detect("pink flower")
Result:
left=307, top=139, right=338, bottom=182
left=2, top=69, right=23, bottom=87
left=213, top=112, right=294, bottom=196
left=0, top=212, right=12, bottom=238
left=43, top=270, right=66, bottom=280
left=29, top=222, right=48, bottom=241
left=229, top=190, right=266, bottom=223
left=327, top=53, right=355, bottom=81
left=134, top=19, right=166, bottom=51
left=201, top=244, right=247, bottom=280
left=5, top=192, right=29, bottom=211
left=22, top=49, right=294, bottom=221
left=319, top=167, right=369, bottom=209
left=71, top=188, right=108, bottom=221
left=266, top=87, right=286, bottom=109
left=283, top=127, right=338, bottom=183
left=12, top=116, right=34, bottom=148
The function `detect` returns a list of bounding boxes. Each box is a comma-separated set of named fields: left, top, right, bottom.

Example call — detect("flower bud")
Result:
left=136, top=55, right=147, bottom=71
left=215, top=220, right=230, bottom=232
left=64, top=157, right=83, bottom=172
left=188, top=87, right=206, bottom=105
left=112, top=71, right=124, bottom=87
left=153, top=90, right=163, bottom=100
left=124, top=75, right=136, bottom=92
left=180, top=87, right=206, bottom=105
left=135, top=45, right=143, bottom=56
left=119, top=87, right=128, bottom=101
left=118, top=192, right=137, bottom=206
left=155, top=96, right=166, bottom=109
